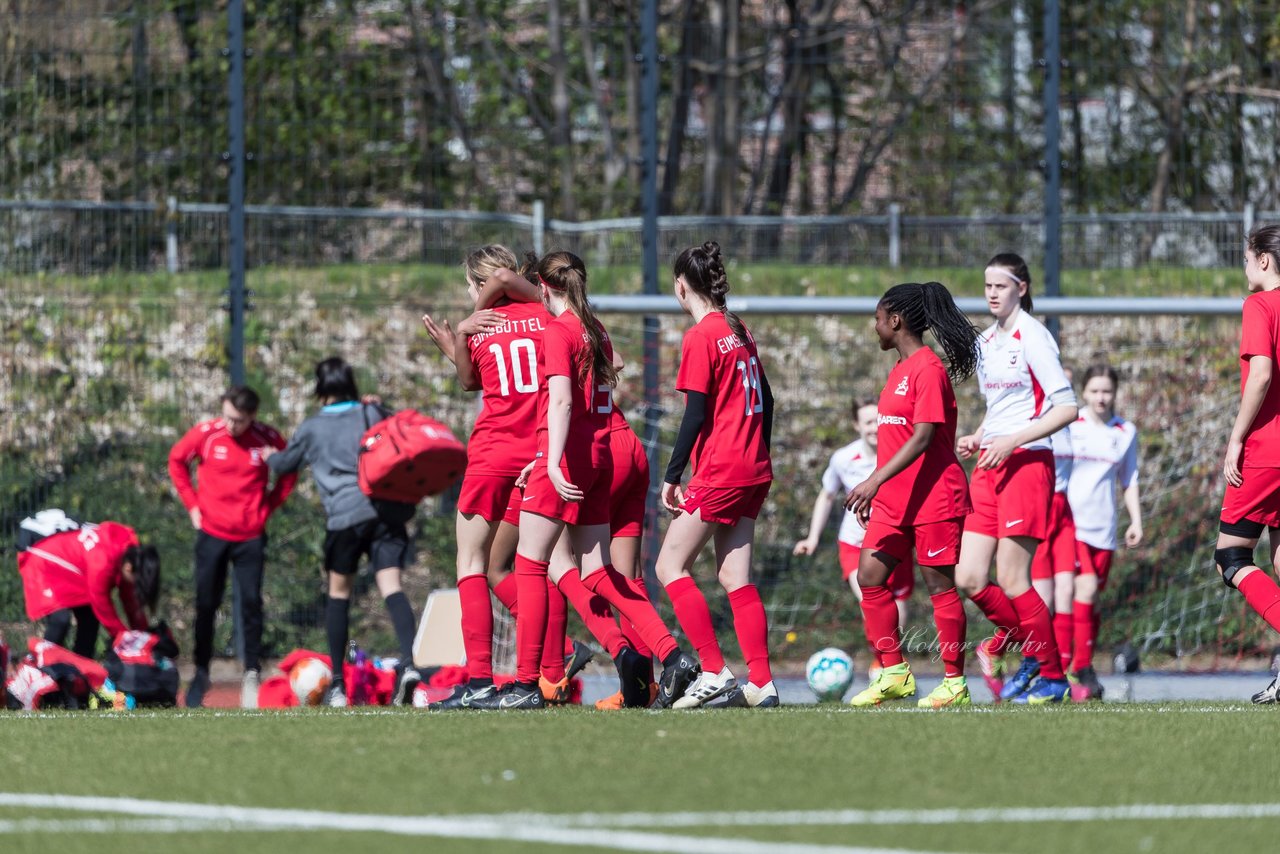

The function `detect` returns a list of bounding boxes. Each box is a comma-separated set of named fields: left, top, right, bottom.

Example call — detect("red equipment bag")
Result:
left=358, top=408, right=467, bottom=504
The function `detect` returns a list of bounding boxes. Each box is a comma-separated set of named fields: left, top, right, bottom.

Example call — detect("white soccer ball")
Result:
left=289, top=657, right=333, bottom=706
left=806, top=647, right=854, bottom=702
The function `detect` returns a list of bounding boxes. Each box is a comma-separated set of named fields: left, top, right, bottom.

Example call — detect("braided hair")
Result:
left=538, top=251, right=619, bottom=389
left=986, top=252, right=1033, bottom=312
left=673, top=241, right=751, bottom=344
left=879, top=281, right=980, bottom=382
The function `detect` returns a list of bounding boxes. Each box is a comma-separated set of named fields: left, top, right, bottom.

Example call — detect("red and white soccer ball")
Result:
left=289, top=657, right=333, bottom=706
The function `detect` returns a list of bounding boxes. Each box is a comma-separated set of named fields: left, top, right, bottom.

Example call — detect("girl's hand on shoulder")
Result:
left=457, top=309, right=507, bottom=337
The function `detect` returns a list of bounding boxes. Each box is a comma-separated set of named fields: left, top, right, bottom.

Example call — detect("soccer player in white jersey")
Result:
left=1064, top=363, right=1142, bottom=701
left=955, top=252, right=1078, bottom=704
left=794, top=398, right=914, bottom=675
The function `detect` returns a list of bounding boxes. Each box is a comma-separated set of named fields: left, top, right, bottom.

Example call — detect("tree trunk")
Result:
left=660, top=0, right=697, bottom=215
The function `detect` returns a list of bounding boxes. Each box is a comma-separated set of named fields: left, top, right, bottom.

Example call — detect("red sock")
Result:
left=557, top=571, right=626, bottom=658
left=513, top=554, right=549, bottom=684
left=1239, top=570, right=1280, bottom=633
left=457, top=575, right=494, bottom=682
left=971, top=584, right=1022, bottom=654
left=727, top=584, right=772, bottom=686
left=1012, top=589, right=1063, bottom=680
left=540, top=580, right=568, bottom=681
left=621, top=577, right=654, bottom=660
left=860, top=584, right=903, bottom=667
left=929, top=589, right=966, bottom=678
left=492, top=573, right=518, bottom=615
left=1053, top=611, right=1074, bottom=672
left=1071, top=600, right=1095, bottom=673
left=664, top=575, right=725, bottom=672
left=581, top=565, right=678, bottom=662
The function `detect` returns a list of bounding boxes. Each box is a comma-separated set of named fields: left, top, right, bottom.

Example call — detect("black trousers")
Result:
left=193, top=531, right=265, bottom=671
left=44, top=605, right=100, bottom=659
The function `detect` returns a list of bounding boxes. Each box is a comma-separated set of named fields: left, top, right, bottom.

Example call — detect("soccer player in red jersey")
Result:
left=169, top=386, right=296, bottom=708
left=1212, top=225, right=1280, bottom=705
left=502, top=251, right=698, bottom=710
left=1064, top=363, right=1142, bottom=701
left=843, top=282, right=978, bottom=708
left=18, top=521, right=160, bottom=657
left=955, top=253, right=1077, bottom=704
left=794, top=398, right=915, bottom=678
left=655, top=241, right=778, bottom=709
left=421, top=247, right=618, bottom=708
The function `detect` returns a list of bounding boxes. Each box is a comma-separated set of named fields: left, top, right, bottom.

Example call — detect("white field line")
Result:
left=0, top=793, right=960, bottom=854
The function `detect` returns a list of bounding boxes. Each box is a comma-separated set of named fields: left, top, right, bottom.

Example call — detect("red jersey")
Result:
left=537, top=312, right=614, bottom=467
left=168, top=419, right=295, bottom=542
left=1240, top=289, right=1280, bottom=467
left=465, top=301, right=553, bottom=475
left=675, top=312, right=772, bottom=488
left=871, top=348, right=972, bottom=524
left=17, top=522, right=146, bottom=638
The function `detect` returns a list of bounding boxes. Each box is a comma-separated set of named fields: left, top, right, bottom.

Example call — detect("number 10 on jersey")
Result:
left=488, top=339, right=538, bottom=396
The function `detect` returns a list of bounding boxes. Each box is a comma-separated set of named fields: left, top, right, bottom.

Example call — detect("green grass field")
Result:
left=2, top=702, right=1276, bottom=853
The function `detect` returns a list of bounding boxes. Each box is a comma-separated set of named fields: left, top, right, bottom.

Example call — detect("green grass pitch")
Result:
left=1, top=702, right=1276, bottom=853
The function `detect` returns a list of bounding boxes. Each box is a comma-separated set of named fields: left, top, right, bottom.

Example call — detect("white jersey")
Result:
left=821, top=438, right=876, bottom=546
left=1049, top=426, right=1073, bottom=493
left=1066, top=415, right=1139, bottom=551
left=975, top=309, right=1074, bottom=452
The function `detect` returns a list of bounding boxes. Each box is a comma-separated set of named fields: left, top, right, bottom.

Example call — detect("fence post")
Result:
left=1042, top=0, right=1063, bottom=340
left=166, top=196, right=179, bottom=274
left=888, top=203, right=901, bottom=268
left=639, top=0, right=663, bottom=602
left=531, top=199, right=545, bottom=257
left=1244, top=202, right=1255, bottom=237
left=226, top=0, right=247, bottom=387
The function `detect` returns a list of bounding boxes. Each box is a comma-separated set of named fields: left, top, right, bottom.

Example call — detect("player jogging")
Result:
left=843, top=282, right=978, bottom=709
left=955, top=252, right=1078, bottom=704
left=1211, top=224, right=1280, bottom=705
left=794, top=398, right=915, bottom=677
left=655, top=241, right=778, bottom=709
left=1064, top=363, right=1142, bottom=701
left=502, top=251, right=699, bottom=710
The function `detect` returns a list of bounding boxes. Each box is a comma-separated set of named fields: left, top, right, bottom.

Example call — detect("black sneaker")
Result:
left=614, top=647, right=651, bottom=708
left=1252, top=675, right=1280, bottom=704
left=564, top=639, right=597, bottom=681
left=496, top=682, right=545, bottom=710
left=1075, top=666, right=1105, bottom=701
left=461, top=683, right=503, bottom=710
left=184, top=668, right=211, bottom=709
left=655, top=651, right=701, bottom=709
left=393, top=665, right=423, bottom=706
left=427, top=684, right=468, bottom=710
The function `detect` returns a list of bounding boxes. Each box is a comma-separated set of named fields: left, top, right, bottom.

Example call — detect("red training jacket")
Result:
left=168, top=418, right=296, bottom=542
left=17, top=522, right=147, bottom=639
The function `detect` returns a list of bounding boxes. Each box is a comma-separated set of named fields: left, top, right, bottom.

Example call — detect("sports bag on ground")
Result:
left=103, top=624, right=180, bottom=707
left=358, top=407, right=466, bottom=504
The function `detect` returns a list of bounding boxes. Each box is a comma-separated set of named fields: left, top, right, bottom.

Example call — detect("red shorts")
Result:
left=521, top=460, right=611, bottom=526
left=1031, top=492, right=1078, bottom=581
left=682, top=482, right=770, bottom=526
left=1221, top=466, right=1280, bottom=529
left=861, top=517, right=964, bottom=567
left=838, top=542, right=915, bottom=600
left=1075, top=541, right=1114, bottom=589
left=964, top=448, right=1054, bottom=541
left=458, top=473, right=521, bottom=525
left=610, top=428, right=649, bottom=538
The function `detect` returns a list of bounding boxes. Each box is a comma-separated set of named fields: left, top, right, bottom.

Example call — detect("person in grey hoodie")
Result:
left=262, top=357, right=421, bottom=706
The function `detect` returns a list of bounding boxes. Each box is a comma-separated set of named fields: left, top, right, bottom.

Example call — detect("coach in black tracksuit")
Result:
left=262, top=357, right=421, bottom=707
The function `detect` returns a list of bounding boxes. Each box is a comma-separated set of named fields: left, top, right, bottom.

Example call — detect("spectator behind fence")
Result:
left=168, top=385, right=296, bottom=709
left=17, top=519, right=161, bottom=658
left=261, top=357, right=422, bottom=707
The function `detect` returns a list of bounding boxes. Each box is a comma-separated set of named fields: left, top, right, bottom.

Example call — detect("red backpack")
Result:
left=358, top=408, right=467, bottom=504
